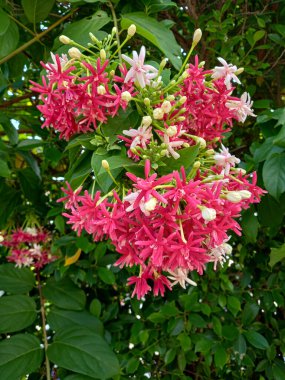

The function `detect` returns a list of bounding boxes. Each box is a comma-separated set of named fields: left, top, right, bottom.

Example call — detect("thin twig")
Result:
left=108, top=1, right=122, bottom=63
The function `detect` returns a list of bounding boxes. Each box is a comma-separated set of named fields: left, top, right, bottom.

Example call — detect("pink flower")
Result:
left=226, top=92, right=256, bottom=122
left=214, top=144, right=240, bottom=175
left=127, top=274, right=151, bottom=299
left=122, top=46, right=158, bottom=88
left=123, top=125, right=152, bottom=149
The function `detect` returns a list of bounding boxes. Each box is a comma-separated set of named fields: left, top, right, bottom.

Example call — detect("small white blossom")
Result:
left=123, top=125, right=152, bottom=149
left=212, top=57, right=241, bottom=89
left=161, top=100, right=172, bottom=113
left=209, top=241, right=232, bottom=270
left=97, top=85, right=106, bottom=95
left=142, top=116, right=152, bottom=127
left=167, top=268, right=197, bottom=289
left=153, top=108, right=164, bottom=120
left=121, top=91, right=132, bottom=102
left=163, top=134, right=184, bottom=160
left=226, top=92, right=256, bottom=123
left=214, top=144, right=240, bottom=175
left=122, top=46, right=158, bottom=88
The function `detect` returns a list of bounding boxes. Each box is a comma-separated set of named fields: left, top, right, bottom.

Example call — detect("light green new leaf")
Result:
left=0, top=264, right=35, bottom=294
left=121, top=12, right=181, bottom=70
left=47, top=326, right=120, bottom=379
left=0, top=334, right=43, bottom=380
left=22, top=0, right=55, bottom=24
left=269, top=244, right=285, bottom=267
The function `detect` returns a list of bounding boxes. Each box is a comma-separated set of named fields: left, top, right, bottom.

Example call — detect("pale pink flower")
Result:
left=46, top=52, right=69, bottom=73
left=167, top=268, right=197, bottom=288
left=163, top=134, right=184, bottom=159
left=225, top=92, right=256, bottom=122
left=212, top=57, right=241, bottom=89
left=123, top=125, right=152, bottom=149
left=122, top=46, right=158, bottom=88
left=214, top=144, right=240, bottom=175
left=209, top=241, right=232, bottom=270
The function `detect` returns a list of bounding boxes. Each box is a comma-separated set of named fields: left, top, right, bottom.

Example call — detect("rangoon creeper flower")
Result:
left=167, top=268, right=197, bottom=289
left=226, top=92, right=256, bottom=122
left=214, top=144, right=240, bottom=175
left=209, top=241, right=232, bottom=270
left=46, top=52, right=68, bottom=73
left=212, top=57, right=241, bottom=89
left=122, top=46, right=158, bottom=88
left=163, top=134, right=184, bottom=159
left=123, top=125, right=152, bottom=149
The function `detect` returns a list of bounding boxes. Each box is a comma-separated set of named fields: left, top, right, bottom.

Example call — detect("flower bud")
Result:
left=179, top=96, right=187, bottom=105
left=167, top=95, right=175, bottom=101
left=159, top=58, right=168, bottom=70
left=235, top=168, right=246, bottom=175
left=197, top=137, right=206, bottom=149
left=177, top=116, right=186, bottom=121
left=239, top=190, right=252, bottom=199
left=97, top=85, right=106, bottom=95
left=121, top=91, right=132, bottom=102
left=161, top=100, right=172, bottom=113
left=68, top=47, right=81, bottom=59
left=144, top=197, right=157, bottom=212
left=100, top=49, right=106, bottom=61
left=193, top=161, right=201, bottom=169
left=142, top=116, right=152, bottom=127
left=102, top=160, right=110, bottom=170
left=222, top=243, right=232, bottom=255
left=193, top=28, right=202, bottom=45
left=128, top=24, right=136, bottom=37
left=112, top=27, right=117, bottom=34
left=144, top=98, right=150, bottom=106
left=201, top=207, right=217, bottom=222
left=198, top=61, right=205, bottom=67
left=182, top=71, right=189, bottom=79
left=110, top=70, right=115, bottom=77
left=59, top=35, right=71, bottom=44
left=236, top=67, right=244, bottom=75
left=0, top=235, right=4, bottom=243
left=166, top=125, right=177, bottom=137
left=226, top=191, right=242, bottom=203
left=153, top=108, right=164, bottom=120
left=89, top=32, right=99, bottom=44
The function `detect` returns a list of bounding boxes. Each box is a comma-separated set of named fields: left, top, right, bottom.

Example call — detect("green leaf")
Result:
left=214, top=346, right=227, bottom=368
left=47, top=326, right=120, bottom=379
left=0, top=334, right=43, bottom=380
left=121, top=12, right=181, bottom=70
left=64, top=376, right=95, bottom=380
left=241, top=207, right=259, bottom=243
left=22, top=0, right=55, bottom=24
left=54, top=11, right=110, bottom=53
left=222, top=324, right=239, bottom=341
left=0, top=9, right=10, bottom=36
left=227, top=296, right=241, bottom=317
left=47, top=307, right=103, bottom=335
left=233, top=334, right=247, bottom=355
left=269, top=244, right=285, bottom=267
left=0, top=295, right=37, bottom=333
left=126, top=357, right=140, bottom=374
left=65, top=150, right=92, bottom=189
left=0, top=116, right=18, bottom=145
left=97, top=267, right=116, bottom=285
left=0, top=264, right=35, bottom=294
left=272, top=360, right=285, bottom=380
left=253, top=30, right=265, bottom=43
left=263, top=153, right=285, bottom=199
left=0, top=21, right=19, bottom=60
left=164, top=348, right=176, bottom=364
left=159, top=145, right=200, bottom=175
left=17, top=139, right=43, bottom=150
left=273, top=124, right=285, bottom=147
left=257, top=195, right=285, bottom=227
left=177, top=333, right=191, bottom=351
left=0, top=159, right=10, bottom=177
left=212, top=316, right=222, bottom=337
left=253, top=137, right=283, bottom=163
left=242, top=303, right=259, bottom=325
left=195, top=337, right=214, bottom=353
left=244, top=331, right=269, bottom=350
left=189, top=313, right=207, bottom=328
left=43, top=277, right=86, bottom=310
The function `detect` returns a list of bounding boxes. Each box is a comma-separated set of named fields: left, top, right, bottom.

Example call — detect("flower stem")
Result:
left=108, top=1, right=122, bottom=64
left=36, top=271, right=51, bottom=380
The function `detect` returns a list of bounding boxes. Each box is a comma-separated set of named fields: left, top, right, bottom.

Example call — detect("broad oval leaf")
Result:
left=22, top=0, right=55, bottom=24
left=214, top=346, right=227, bottom=368
left=263, top=153, right=285, bottom=199
left=0, top=264, right=35, bottom=294
left=0, top=334, right=43, bottom=380
left=42, top=277, right=86, bottom=310
left=0, top=9, right=10, bottom=36
left=242, top=303, right=259, bottom=325
left=0, top=21, right=19, bottom=60
left=47, top=307, right=104, bottom=335
left=244, top=331, right=269, bottom=350
left=47, top=326, right=120, bottom=379
left=0, top=295, right=37, bottom=333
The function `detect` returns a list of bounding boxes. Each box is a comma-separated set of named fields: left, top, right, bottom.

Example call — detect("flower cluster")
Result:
left=33, top=27, right=264, bottom=298
left=1, top=228, right=56, bottom=269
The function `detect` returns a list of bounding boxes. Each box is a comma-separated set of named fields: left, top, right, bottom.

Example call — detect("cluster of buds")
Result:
left=1, top=228, right=56, bottom=269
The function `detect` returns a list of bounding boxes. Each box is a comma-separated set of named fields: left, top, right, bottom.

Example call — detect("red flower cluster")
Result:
left=59, top=161, right=264, bottom=298
left=1, top=228, right=56, bottom=269
left=31, top=55, right=134, bottom=140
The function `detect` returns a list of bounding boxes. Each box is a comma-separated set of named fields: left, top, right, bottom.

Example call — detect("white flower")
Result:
left=226, top=92, right=256, bottom=122
left=142, top=116, right=152, bottom=127
left=166, top=125, right=178, bottom=137
left=201, top=207, right=217, bottom=222
left=167, top=268, right=197, bottom=289
left=161, top=100, right=172, bottom=113
left=124, top=191, right=156, bottom=216
left=212, top=57, right=241, bottom=89
left=209, top=241, right=232, bottom=270
left=214, top=144, right=240, bottom=175
left=163, top=134, right=184, bottom=160
left=123, top=125, right=152, bottom=149
left=46, top=52, right=69, bottom=73
left=122, top=46, right=158, bottom=88
left=29, top=244, right=42, bottom=257
left=26, top=227, right=38, bottom=236
left=153, top=108, right=164, bottom=120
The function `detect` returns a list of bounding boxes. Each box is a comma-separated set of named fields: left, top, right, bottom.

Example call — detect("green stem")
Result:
left=0, top=9, right=78, bottom=65
left=37, top=271, right=51, bottom=380
left=108, top=1, right=122, bottom=63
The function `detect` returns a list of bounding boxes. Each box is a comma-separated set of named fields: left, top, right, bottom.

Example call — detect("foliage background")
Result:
left=0, top=0, right=285, bottom=379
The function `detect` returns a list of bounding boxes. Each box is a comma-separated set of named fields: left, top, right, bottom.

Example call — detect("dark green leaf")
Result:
left=269, top=244, right=285, bottom=267
left=244, top=331, right=269, bottom=350
left=89, top=299, right=102, bottom=318
left=241, top=208, right=259, bottom=243
left=0, top=9, right=10, bottom=36
left=242, top=303, right=259, bottom=325
left=97, top=267, right=115, bottom=285
left=233, top=334, right=247, bottom=355
left=164, top=348, right=176, bottom=364
left=0, top=295, right=37, bottom=333
left=0, top=334, right=43, bottom=380
left=0, top=264, right=35, bottom=294
left=263, top=153, right=285, bottom=199
left=0, top=159, right=10, bottom=177
left=214, top=346, right=227, bottom=368
left=0, top=21, right=19, bottom=59
left=47, top=326, right=119, bottom=379
left=22, top=0, right=55, bottom=24
left=126, top=357, right=140, bottom=374
left=47, top=307, right=103, bottom=335
left=43, top=277, right=86, bottom=310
